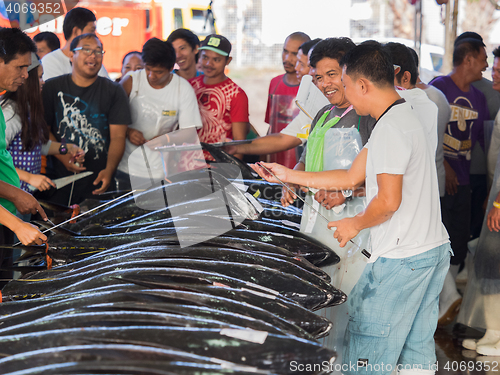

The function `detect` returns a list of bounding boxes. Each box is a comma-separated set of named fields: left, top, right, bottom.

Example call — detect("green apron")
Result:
left=305, top=105, right=354, bottom=172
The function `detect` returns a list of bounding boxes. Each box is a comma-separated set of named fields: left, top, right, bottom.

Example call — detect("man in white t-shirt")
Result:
left=253, top=42, right=450, bottom=375
left=115, top=38, right=202, bottom=190
left=41, top=7, right=109, bottom=81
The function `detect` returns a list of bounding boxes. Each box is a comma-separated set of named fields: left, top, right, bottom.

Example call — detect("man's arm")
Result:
left=328, top=173, right=403, bottom=247
left=0, top=205, right=47, bottom=245
left=0, top=181, right=48, bottom=219
left=232, top=133, right=302, bottom=156
left=93, top=124, right=127, bottom=194
left=252, top=147, right=368, bottom=191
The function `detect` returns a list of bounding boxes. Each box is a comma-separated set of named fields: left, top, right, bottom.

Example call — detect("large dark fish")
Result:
left=0, top=288, right=315, bottom=339
left=2, top=259, right=344, bottom=310
left=0, top=344, right=268, bottom=375
left=67, top=169, right=257, bottom=231
left=23, top=246, right=330, bottom=289
left=0, top=308, right=286, bottom=337
left=0, top=326, right=337, bottom=374
left=2, top=361, right=271, bottom=375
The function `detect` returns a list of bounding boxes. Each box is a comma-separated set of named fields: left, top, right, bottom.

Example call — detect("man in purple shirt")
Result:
left=430, top=31, right=489, bottom=326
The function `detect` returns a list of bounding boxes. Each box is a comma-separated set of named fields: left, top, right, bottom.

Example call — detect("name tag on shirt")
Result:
left=162, top=110, right=177, bottom=116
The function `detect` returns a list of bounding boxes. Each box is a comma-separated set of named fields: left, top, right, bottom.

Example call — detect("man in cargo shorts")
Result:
left=253, top=42, right=451, bottom=375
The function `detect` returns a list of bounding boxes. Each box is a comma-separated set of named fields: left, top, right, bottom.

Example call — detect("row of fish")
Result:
left=0, top=151, right=344, bottom=374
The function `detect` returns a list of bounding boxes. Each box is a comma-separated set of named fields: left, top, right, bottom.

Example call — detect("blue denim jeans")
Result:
left=342, top=243, right=452, bottom=375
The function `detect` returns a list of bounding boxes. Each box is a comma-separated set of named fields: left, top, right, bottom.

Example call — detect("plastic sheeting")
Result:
left=458, top=151, right=500, bottom=331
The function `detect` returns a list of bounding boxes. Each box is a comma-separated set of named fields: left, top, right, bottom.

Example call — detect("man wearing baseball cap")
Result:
left=188, top=34, right=250, bottom=166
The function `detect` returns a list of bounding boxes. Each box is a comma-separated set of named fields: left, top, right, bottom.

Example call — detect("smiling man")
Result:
left=167, top=28, right=202, bottom=81
left=41, top=7, right=109, bottom=81
left=189, top=34, right=249, bottom=164
left=41, top=34, right=131, bottom=205
left=252, top=42, right=450, bottom=375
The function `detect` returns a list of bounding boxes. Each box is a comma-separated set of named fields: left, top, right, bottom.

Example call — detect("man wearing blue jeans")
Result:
left=252, top=42, right=450, bottom=375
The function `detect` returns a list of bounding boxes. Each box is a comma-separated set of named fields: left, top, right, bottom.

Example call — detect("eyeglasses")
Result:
left=73, top=47, right=105, bottom=57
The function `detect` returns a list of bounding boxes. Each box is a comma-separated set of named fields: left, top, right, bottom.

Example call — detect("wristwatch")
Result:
left=341, top=189, right=353, bottom=201
left=59, top=143, right=68, bottom=155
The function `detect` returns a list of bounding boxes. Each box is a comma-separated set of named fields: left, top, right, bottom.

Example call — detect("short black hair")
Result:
left=142, top=38, right=176, bottom=70
left=0, top=28, right=37, bottom=64
left=408, top=47, right=419, bottom=68
left=493, top=46, right=500, bottom=58
left=286, top=32, right=310, bottom=44
left=453, top=32, right=486, bottom=67
left=33, top=31, right=60, bottom=51
left=122, top=51, right=142, bottom=65
left=384, top=42, right=418, bottom=85
left=70, top=33, right=102, bottom=52
left=63, top=7, right=96, bottom=41
left=309, top=37, right=356, bottom=69
left=167, top=28, right=200, bottom=51
left=340, top=41, right=394, bottom=88
left=299, top=38, right=322, bottom=56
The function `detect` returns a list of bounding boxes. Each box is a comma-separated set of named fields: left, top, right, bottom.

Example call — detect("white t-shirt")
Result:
left=422, top=85, right=451, bottom=197
left=364, top=100, right=448, bottom=262
left=397, top=88, right=438, bottom=156
left=118, top=69, right=202, bottom=178
left=41, top=48, right=110, bottom=81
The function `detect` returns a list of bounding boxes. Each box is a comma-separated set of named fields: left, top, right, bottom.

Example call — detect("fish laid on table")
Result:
left=0, top=326, right=336, bottom=374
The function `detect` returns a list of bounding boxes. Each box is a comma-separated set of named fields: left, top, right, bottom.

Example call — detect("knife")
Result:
left=28, top=171, right=94, bottom=192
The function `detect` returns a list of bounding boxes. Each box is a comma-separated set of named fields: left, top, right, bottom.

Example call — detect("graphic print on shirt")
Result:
left=57, top=91, right=106, bottom=159
left=444, top=96, right=478, bottom=162
left=194, top=82, right=240, bottom=144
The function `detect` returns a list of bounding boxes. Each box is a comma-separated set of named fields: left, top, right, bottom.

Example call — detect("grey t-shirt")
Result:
left=299, top=104, right=376, bottom=164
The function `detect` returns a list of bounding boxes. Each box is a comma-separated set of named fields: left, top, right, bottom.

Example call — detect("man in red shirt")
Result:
left=190, top=34, right=249, bottom=164
left=265, top=32, right=310, bottom=168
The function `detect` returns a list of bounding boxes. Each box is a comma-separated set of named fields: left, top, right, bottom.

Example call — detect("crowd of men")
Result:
left=1, top=5, right=500, bottom=374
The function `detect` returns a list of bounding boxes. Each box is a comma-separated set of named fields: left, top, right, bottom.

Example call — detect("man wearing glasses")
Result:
left=41, top=7, right=110, bottom=81
left=41, top=34, right=131, bottom=205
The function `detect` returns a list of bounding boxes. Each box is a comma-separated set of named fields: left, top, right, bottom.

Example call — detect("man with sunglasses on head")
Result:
left=41, top=34, right=131, bottom=205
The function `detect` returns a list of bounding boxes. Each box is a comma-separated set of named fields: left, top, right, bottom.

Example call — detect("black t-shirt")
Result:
left=41, top=74, right=131, bottom=204
left=42, top=74, right=131, bottom=174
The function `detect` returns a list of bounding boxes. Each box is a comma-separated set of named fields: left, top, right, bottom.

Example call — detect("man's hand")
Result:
left=92, top=168, right=114, bottom=195
left=67, top=144, right=85, bottom=165
left=251, top=162, right=290, bottom=184
left=13, top=221, right=47, bottom=245
left=27, top=174, right=56, bottom=191
left=444, top=160, right=458, bottom=195
left=327, top=217, right=360, bottom=247
left=11, top=189, right=48, bottom=220
left=487, top=205, right=500, bottom=232
left=55, top=153, right=87, bottom=173
left=281, top=183, right=298, bottom=207
left=315, top=190, right=346, bottom=210
left=127, top=128, right=147, bottom=146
